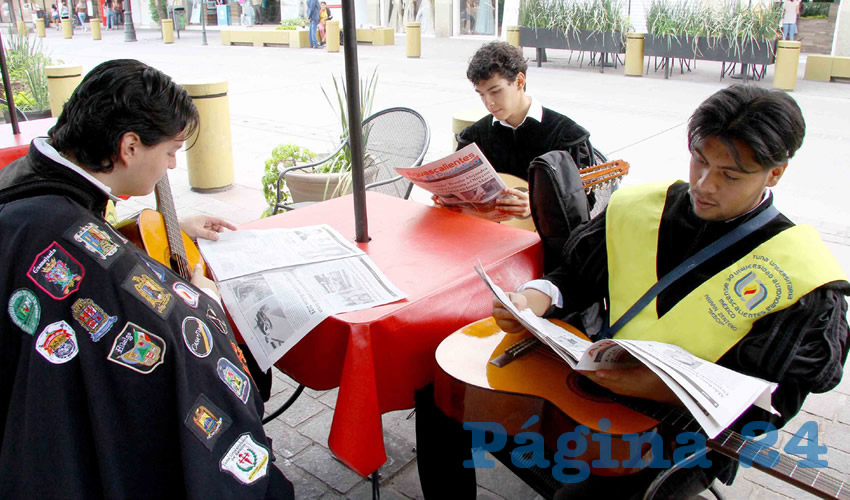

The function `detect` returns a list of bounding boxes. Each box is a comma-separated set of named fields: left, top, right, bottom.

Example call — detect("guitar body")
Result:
left=435, top=317, right=658, bottom=477
left=116, top=209, right=206, bottom=276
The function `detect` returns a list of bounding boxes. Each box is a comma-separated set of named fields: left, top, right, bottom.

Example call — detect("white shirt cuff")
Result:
left=518, top=279, right=563, bottom=309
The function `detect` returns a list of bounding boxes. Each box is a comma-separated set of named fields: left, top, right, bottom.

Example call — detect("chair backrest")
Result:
left=361, top=107, right=430, bottom=199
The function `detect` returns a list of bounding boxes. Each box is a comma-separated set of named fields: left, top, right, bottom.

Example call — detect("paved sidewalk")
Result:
left=25, top=27, right=850, bottom=498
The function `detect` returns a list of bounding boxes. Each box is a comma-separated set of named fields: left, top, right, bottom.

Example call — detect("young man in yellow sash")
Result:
left=492, top=84, right=849, bottom=497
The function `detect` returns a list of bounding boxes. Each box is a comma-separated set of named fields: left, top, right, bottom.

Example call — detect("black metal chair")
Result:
left=272, top=107, right=430, bottom=214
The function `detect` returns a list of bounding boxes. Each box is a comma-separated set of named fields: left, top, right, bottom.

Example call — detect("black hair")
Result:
left=687, top=84, right=805, bottom=170
left=49, top=59, right=199, bottom=173
left=466, top=41, right=528, bottom=90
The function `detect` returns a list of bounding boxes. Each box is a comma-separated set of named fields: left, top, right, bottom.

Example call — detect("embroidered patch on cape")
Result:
left=182, top=316, right=214, bottom=358
left=173, top=282, right=200, bottom=308
left=8, top=288, right=41, bottom=335
left=72, top=298, right=118, bottom=342
left=121, top=265, right=174, bottom=318
left=64, top=220, right=124, bottom=267
left=230, top=341, right=252, bottom=378
left=140, top=255, right=167, bottom=283
left=184, top=394, right=232, bottom=451
left=216, top=357, right=251, bottom=404
left=35, top=320, right=79, bottom=364
left=107, top=322, right=166, bottom=374
left=28, top=242, right=84, bottom=300
left=219, top=433, right=269, bottom=485
left=206, top=305, right=228, bottom=336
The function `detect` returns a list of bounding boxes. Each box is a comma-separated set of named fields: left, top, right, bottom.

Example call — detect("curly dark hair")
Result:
left=466, top=42, right=528, bottom=90
left=49, top=59, right=199, bottom=173
left=688, top=84, right=805, bottom=170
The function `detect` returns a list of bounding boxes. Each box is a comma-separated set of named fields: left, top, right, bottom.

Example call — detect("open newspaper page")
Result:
left=393, top=143, right=507, bottom=216
left=475, top=264, right=776, bottom=439
left=203, top=226, right=406, bottom=372
left=198, top=225, right=363, bottom=282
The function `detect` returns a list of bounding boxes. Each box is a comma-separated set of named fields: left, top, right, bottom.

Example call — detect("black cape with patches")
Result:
left=455, top=107, right=593, bottom=180
left=0, top=144, right=294, bottom=499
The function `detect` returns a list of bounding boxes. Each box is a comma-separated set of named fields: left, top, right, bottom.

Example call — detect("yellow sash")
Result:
left=606, top=181, right=847, bottom=362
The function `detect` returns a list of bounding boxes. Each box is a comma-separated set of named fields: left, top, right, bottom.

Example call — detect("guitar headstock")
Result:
left=579, top=159, right=630, bottom=193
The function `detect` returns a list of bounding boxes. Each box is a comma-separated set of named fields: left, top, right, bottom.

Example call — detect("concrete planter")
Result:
left=286, top=157, right=378, bottom=203
left=644, top=34, right=776, bottom=65
left=519, top=26, right=625, bottom=53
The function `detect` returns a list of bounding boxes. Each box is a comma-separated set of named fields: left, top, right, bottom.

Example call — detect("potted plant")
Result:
left=1, top=31, right=55, bottom=121
left=260, top=68, right=380, bottom=217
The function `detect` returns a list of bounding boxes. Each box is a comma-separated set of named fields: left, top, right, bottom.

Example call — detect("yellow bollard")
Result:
left=46, top=65, right=83, bottom=117
left=161, top=19, right=174, bottom=44
left=774, top=40, right=801, bottom=91
left=506, top=26, right=520, bottom=47
left=625, top=33, right=645, bottom=77
left=17, top=20, right=27, bottom=35
left=451, top=108, right=486, bottom=150
left=91, top=18, right=101, bottom=40
left=181, top=81, right=234, bottom=192
left=326, top=19, right=340, bottom=52
left=36, top=18, right=46, bottom=38
left=406, top=22, right=420, bottom=57
left=62, top=18, right=73, bottom=38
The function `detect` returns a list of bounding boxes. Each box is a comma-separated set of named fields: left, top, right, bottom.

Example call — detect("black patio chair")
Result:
left=272, top=106, right=431, bottom=214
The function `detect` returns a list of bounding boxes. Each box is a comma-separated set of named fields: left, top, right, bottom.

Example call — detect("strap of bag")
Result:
left=597, top=204, right=780, bottom=339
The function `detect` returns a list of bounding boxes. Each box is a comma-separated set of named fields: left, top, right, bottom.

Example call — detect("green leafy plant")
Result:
left=149, top=0, right=167, bottom=23
left=801, top=2, right=829, bottom=17
left=519, top=0, right=631, bottom=35
left=1, top=31, right=56, bottom=113
left=276, top=18, right=303, bottom=29
left=260, top=144, right=317, bottom=217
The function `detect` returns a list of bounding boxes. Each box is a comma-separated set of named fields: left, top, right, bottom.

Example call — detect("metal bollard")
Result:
left=774, top=40, right=801, bottom=91
left=62, top=18, right=73, bottom=38
left=35, top=19, right=46, bottom=37
left=161, top=19, right=174, bottom=44
left=326, top=19, right=340, bottom=52
left=406, top=22, right=420, bottom=58
left=182, top=81, right=234, bottom=192
left=625, top=33, right=645, bottom=77
left=506, top=26, right=520, bottom=47
left=46, top=65, right=83, bottom=117
left=91, top=18, right=101, bottom=40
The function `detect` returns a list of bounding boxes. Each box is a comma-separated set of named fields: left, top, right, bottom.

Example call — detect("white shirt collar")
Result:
left=33, top=137, right=120, bottom=202
left=492, top=96, right=543, bottom=130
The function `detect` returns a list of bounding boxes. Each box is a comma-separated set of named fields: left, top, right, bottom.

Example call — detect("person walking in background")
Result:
left=782, top=0, right=801, bottom=40
left=75, top=0, right=87, bottom=31
left=317, top=1, right=331, bottom=46
left=307, top=0, right=320, bottom=48
left=104, top=0, right=114, bottom=29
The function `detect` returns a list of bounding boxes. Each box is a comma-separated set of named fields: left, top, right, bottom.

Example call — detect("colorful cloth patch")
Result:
left=72, top=298, right=118, bottom=342
left=108, top=322, right=166, bottom=374
left=8, top=288, right=41, bottom=335
left=182, top=316, right=214, bottom=358
left=184, top=394, right=232, bottom=451
left=219, top=433, right=269, bottom=485
left=28, top=242, right=84, bottom=300
left=216, top=357, right=251, bottom=404
left=141, top=256, right=167, bottom=283
left=35, top=320, right=79, bottom=364
left=121, top=265, right=174, bottom=318
left=64, top=219, right=124, bottom=268
left=173, top=282, right=200, bottom=308
left=206, top=305, right=228, bottom=336
left=230, top=341, right=252, bottom=378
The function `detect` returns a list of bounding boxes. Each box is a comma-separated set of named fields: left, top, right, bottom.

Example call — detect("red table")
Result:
left=241, top=192, right=542, bottom=477
left=0, top=118, right=56, bottom=168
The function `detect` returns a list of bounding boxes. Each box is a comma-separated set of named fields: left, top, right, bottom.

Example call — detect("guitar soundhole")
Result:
left=566, top=372, right=615, bottom=403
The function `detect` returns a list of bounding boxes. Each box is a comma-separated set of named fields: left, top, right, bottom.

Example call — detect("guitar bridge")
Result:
left=490, top=337, right=539, bottom=367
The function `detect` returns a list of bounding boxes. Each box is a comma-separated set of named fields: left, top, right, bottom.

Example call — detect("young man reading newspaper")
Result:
left=418, top=85, right=849, bottom=498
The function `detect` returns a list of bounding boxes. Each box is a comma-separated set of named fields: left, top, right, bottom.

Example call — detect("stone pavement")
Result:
left=24, top=25, right=850, bottom=499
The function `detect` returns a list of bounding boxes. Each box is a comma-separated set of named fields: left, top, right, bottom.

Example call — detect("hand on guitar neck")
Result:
left=492, top=290, right=681, bottom=406
left=179, top=215, right=237, bottom=242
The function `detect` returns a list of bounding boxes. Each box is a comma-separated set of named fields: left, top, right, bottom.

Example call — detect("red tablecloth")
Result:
left=240, top=192, right=542, bottom=476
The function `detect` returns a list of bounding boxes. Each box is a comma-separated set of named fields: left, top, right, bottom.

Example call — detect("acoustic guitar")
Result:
left=115, top=174, right=206, bottom=281
left=435, top=318, right=850, bottom=499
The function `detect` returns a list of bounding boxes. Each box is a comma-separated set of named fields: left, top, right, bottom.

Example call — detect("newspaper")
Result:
left=393, top=143, right=508, bottom=216
left=198, top=225, right=406, bottom=371
left=474, top=264, right=777, bottom=439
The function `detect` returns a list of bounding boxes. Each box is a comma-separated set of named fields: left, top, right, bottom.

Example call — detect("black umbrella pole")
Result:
left=0, top=33, right=21, bottom=135
left=341, top=0, right=368, bottom=243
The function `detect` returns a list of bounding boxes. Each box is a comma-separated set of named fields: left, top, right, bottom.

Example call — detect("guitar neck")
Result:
left=634, top=401, right=848, bottom=500
left=579, top=159, right=630, bottom=192
left=153, top=174, right=190, bottom=280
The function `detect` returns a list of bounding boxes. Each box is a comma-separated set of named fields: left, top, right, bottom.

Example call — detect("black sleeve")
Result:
left=724, top=287, right=850, bottom=431
left=455, top=122, right=478, bottom=152
left=543, top=210, right=610, bottom=317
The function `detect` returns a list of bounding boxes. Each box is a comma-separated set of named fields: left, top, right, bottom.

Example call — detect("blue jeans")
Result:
left=309, top=18, right=318, bottom=47
left=782, top=22, right=797, bottom=40
left=106, top=8, right=114, bottom=29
